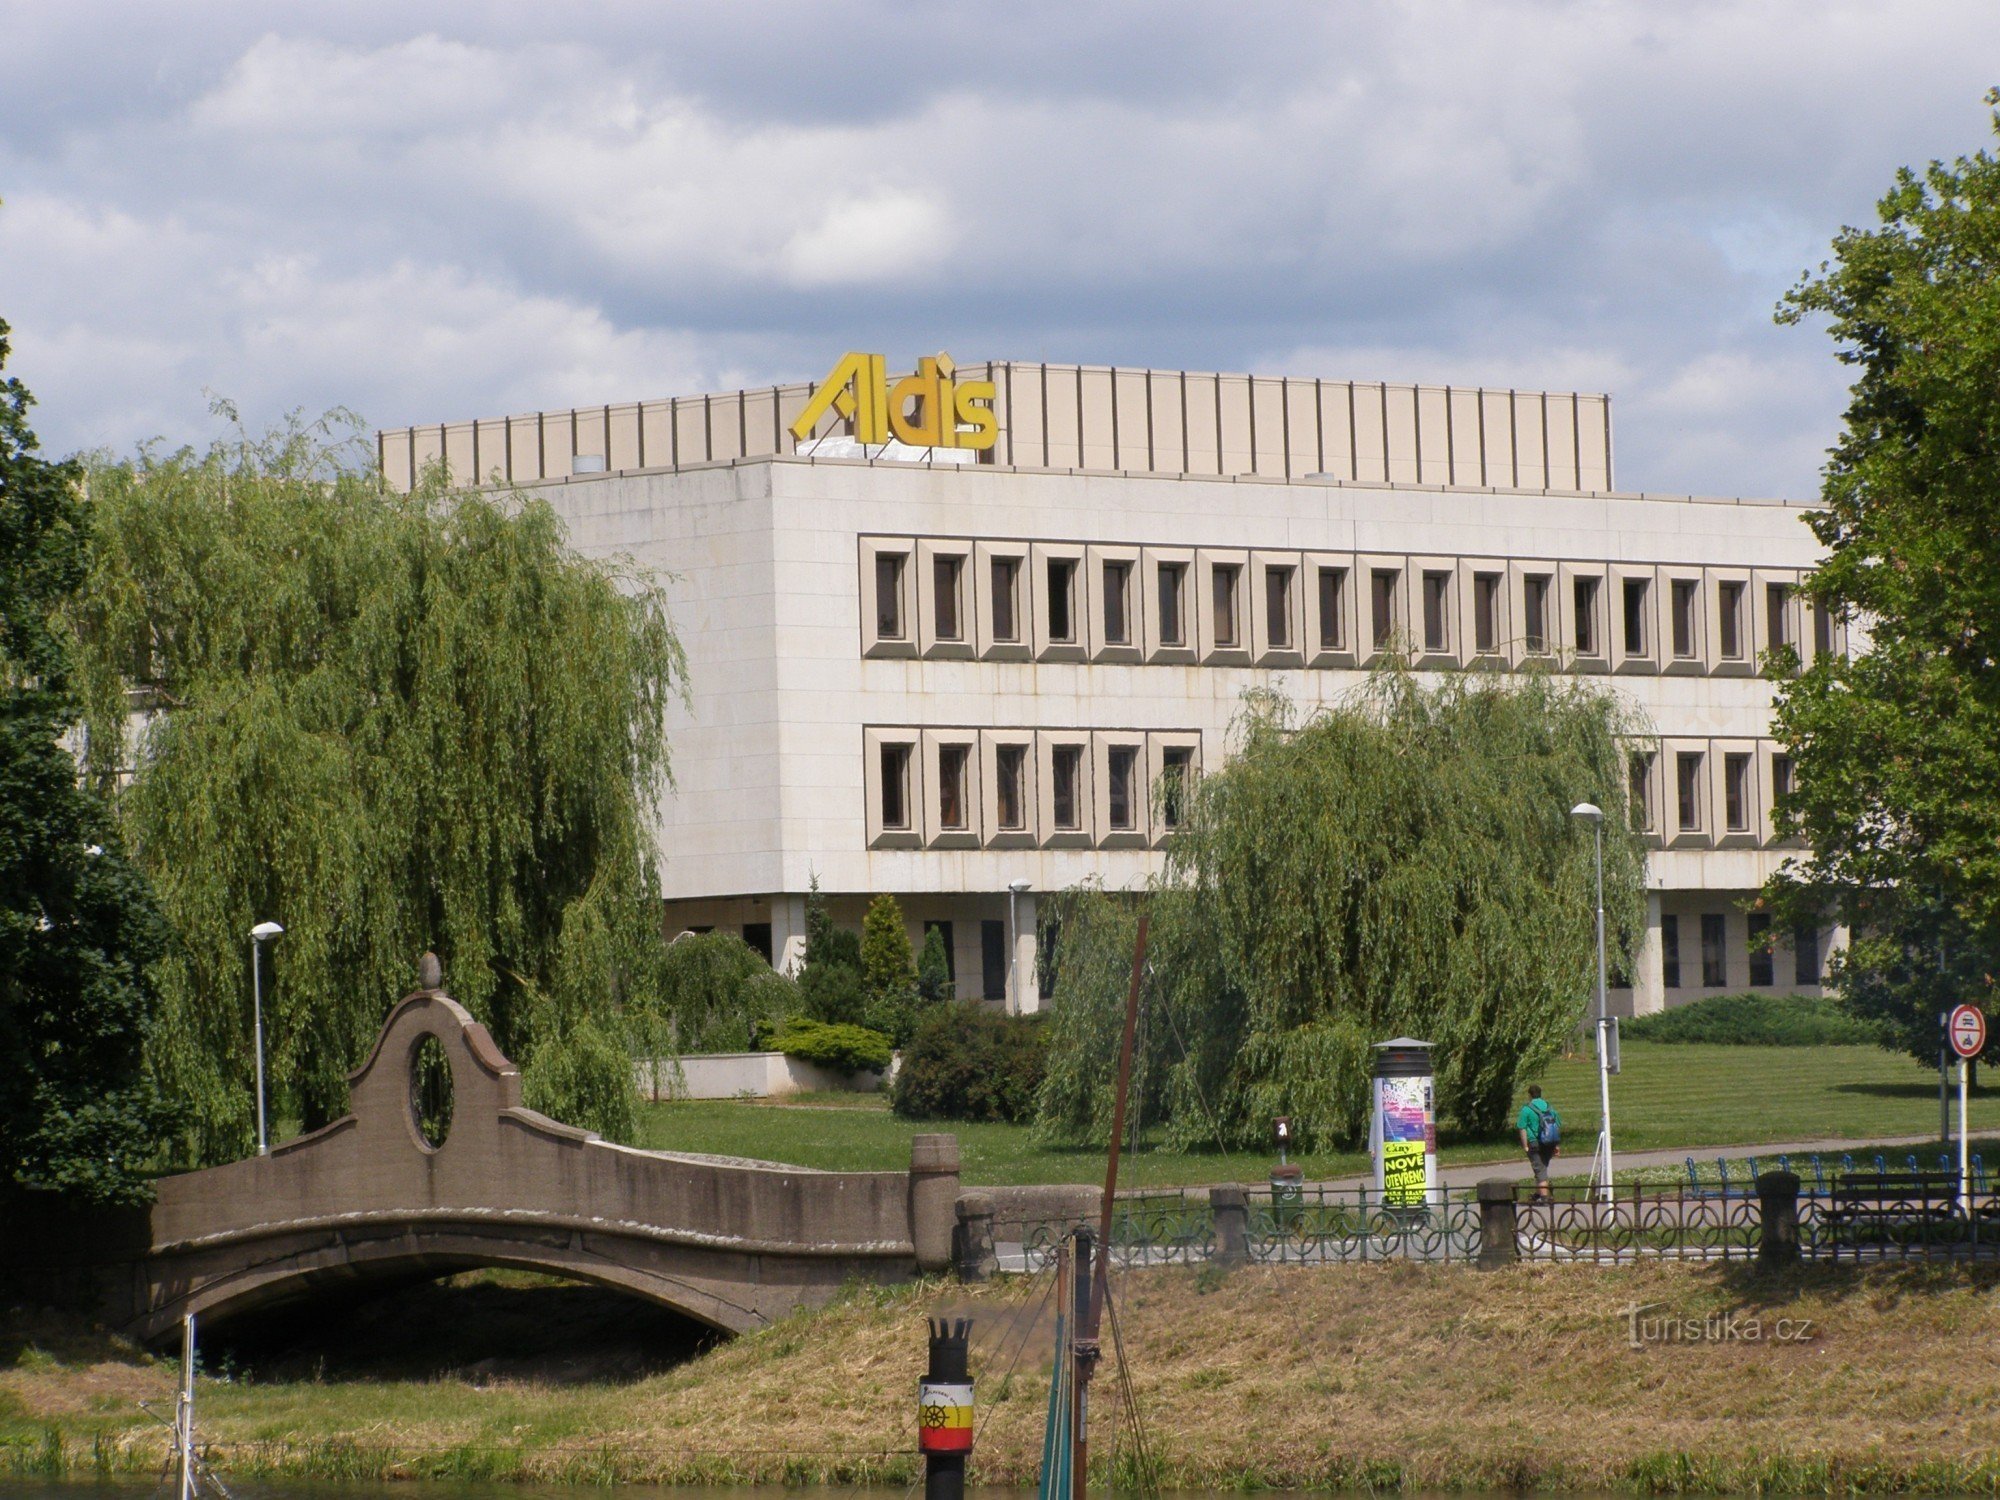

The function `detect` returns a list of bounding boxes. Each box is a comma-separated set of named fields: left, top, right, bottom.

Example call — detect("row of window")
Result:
left=864, top=728, right=1200, bottom=850
left=1660, top=914, right=1822, bottom=990
left=860, top=536, right=1842, bottom=676
left=1626, top=739, right=1798, bottom=848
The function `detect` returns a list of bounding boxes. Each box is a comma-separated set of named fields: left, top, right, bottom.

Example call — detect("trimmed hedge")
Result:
left=764, top=1018, right=894, bottom=1075
left=892, top=1004, right=1047, bottom=1123
left=1623, top=993, right=1880, bottom=1047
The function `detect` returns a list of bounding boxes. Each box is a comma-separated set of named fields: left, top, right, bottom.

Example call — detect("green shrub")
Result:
left=651, top=931, right=799, bottom=1054
left=799, top=959, right=867, bottom=1026
left=893, top=1005, right=1047, bottom=1123
left=1623, top=993, right=1880, bottom=1046
left=768, top=1018, right=893, bottom=1075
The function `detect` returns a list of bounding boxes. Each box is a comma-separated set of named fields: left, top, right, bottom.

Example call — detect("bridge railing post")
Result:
left=954, top=1193, right=997, bottom=1281
left=910, top=1134, right=961, bottom=1274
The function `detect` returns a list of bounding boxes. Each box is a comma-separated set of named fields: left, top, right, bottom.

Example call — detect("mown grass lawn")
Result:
left=635, top=1040, right=1962, bottom=1187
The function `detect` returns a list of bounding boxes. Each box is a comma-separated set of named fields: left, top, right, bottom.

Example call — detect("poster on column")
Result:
left=1378, top=1074, right=1430, bottom=1206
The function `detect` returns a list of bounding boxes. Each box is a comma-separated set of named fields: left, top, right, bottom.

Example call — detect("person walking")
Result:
left=1517, top=1084, right=1560, bottom=1201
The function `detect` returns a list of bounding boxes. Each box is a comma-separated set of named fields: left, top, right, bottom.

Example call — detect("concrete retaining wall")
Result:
left=638, top=1051, right=890, bottom=1100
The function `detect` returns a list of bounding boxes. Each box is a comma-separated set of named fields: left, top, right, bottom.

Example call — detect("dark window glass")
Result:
left=876, top=553, right=906, bottom=639
left=1108, top=746, right=1138, bottom=830
left=996, top=745, right=1026, bottom=830
left=981, top=920, right=1007, bottom=1000
left=1628, top=753, right=1653, bottom=832
left=1771, top=753, right=1792, bottom=808
left=1813, top=602, right=1834, bottom=657
left=1676, top=752, right=1704, bottom=831
left=1103, top=560, right=1132, bottom=645
left=1523, top=574, right=1549, bottom=653
left=1794, top=924, right=1821, bottom=986
left=1422, top=570, right=1450, bottom=652
left=938, top=744, right=969, bottom=830
left=743, top=922, right=773, bottom=964
left=1371, top=569, right=1399, bottom=649
left=1473, top=573, right=1501, bottom=653
left=1213, top=563, right=1241, bottom=648
left=1159, top=562, right=1186, bottom=646
left=881, top=743, right=910, bottom=828
left=1671, top=580, right=1698, bottom=658
left=934, top=555, right=963, bottom=641
left=1161, top=746, right=1193, bottom=829
left=992, top=557, right=1020, bottom=642
left=1265, top=565, right=1294, bottom=649
left=1052, top=746, right=1083, bottom=829
left=1623, top=577, right=1649, bottom=655
left=1048, top=559, right=1076, bottom=642
left=1317, top=566, right=1347, bottom=650
left=1747, top=913, right=1773, bottom=987
left=1765, top=582, right=1789, bottom=652
left=1701, top=913, right=1727, bottom=987
left=1719, top=580, right=1745, bottom=660
left=1574, top=575, right=1601, bottom=655
left=1724, top=753, right=1751, bottom=831
left=1661, top=915, right=1681, bottom=989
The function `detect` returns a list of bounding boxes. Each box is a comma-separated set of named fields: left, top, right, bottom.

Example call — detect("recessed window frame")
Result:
left=916, top=539, right=974, bottom=659
left=1304, top=553, right=1357, bottom=667
left=860, top=537, right=919, bottom=659
left=980, top=730, right=1038, bottom=848
left=922, top=729, right=981, bottom=848
left=1029, top=541, right=1088, bottom=662
left=1197, top=548, right=1252, bottom=664
left=1039, top=735, right=1093, bottom=848
left=1147, top=731, right=1202, bottom=848
left=1085, top=543, right=1143, bottom=662
left=1096, top=734, right=1148, bottom=846
left=1360, top=554, right=1407, bottom=664
left=1410, top=555, right=1459, bottom=666
left=1666, top=575, right=1704, bottom=674
left=1142, top=547, right=1198, bottom=664
left=973, top=541, right=1031, bottom=661
left=1610, top=565, right=1657, bottom=675
left=1251, top=550, right=1304, bottom=664
left=864, top=727, right=922, bottom=848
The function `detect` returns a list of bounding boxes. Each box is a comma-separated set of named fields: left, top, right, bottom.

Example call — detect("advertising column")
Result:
left=1370, top=1038, right=1438, bottom=1210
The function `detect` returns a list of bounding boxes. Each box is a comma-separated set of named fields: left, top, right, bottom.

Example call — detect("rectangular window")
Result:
left=924, top=920, right=956, bottom=987
left=938, top=743, right=969, bottom=830
left=1813, top=602, right=1834, bottom=657
left=1701, top=913, right=1727, bottom=987
left=996, top=745, right=1027, bottom=830
left=1771, top=753, right=1793, bottom=808
left=1523, top=574, right=1550, bottom=653
left=1627, top=752, right=1653, bottom=832
left=1622, top=577, right=1649, bottom=656
left=1161, top=746, right=1194, bottom=829
left=1102, top=559, right=1132, bottom=646
left=1265, top=565, right=1295, bottom=650
left=1108, top=746, right=1139, bottom=830
left=1671, top=580, right=1698, bottom=658
left=743, top=921, right=773, bottom=964
left=934, top=555, right=963, bottom=641
left=992, top=557, right=1020, bottom=642
left=1794, top=924, right=1821, bottom=986
left=1052, top=746, right=1083, bottom=830
left=1765, top=582, right=1789, bottom=652
left=1422, top=570, right=1451, bottom=653
left=1573, top=575, right=1601, bottom=656
left=1718, top=580, right=1745, bottom=660
left=1747, top=913, right=1773, bottom=987
left=1724, top=752, right=1751, bottom=832
left=1473, top=572, right=1501, bottom=654
left=1676, top=752, right=1704, bottom=831
left=1212, top=563, right=1242, bottom=649
left=880, top=743, right=911, bottom=829
left=1048, top=558, right=1077, bottom=643
left=981, top=919, right=1007, bottom=1001
left=1661, top=915, right=1681, bottom=989
left=1317, top=566, right=1348, bottom=650
left=876, top=553, right=907, bottom=639
left=1370, top=568, right=1400, bottom=650
left=1158, top=561, right=1187, bottom=647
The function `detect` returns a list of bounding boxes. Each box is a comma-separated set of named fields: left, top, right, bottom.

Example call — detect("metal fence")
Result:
left=1246, top=1184, right=1482, bottom=1265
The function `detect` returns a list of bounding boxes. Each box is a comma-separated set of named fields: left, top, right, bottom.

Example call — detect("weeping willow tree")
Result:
left=1036, top=673, right=1648, bottom=1152
left=67, top=414, right=683, bottom=1162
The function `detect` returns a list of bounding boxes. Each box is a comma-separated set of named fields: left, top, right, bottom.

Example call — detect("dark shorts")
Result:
left=1527, top=1146, right=1554, bottom=1185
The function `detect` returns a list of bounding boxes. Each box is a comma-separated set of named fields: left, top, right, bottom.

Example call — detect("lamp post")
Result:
left=249, top=921, right=284, bottom=1155
left=1570, top=803, right=1613, bottom=1202
left=1006, top=878, right=1031, bottom=1015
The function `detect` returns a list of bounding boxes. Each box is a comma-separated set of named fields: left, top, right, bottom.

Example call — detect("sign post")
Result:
left=1370, top=1038, right=1437, bottom=1211
left=1948, top=1004, right=1986, bottom=1216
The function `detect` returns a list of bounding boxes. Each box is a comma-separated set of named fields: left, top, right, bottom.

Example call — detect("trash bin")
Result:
left=1269, top=1163, right=1305, bottom=1230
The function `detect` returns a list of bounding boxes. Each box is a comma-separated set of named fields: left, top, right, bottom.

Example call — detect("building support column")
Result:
left=1010, top=892, right=1039, bottom=1015
left=1632, top=891, right=1666, bottom=1016
left=772, top=891, right=809, bottom=976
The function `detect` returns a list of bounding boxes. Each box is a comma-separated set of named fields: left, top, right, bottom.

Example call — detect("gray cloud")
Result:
left=1, top=0, right=1995, bottom=498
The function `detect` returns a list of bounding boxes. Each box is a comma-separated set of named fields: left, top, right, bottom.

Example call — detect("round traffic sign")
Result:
left=1949, top=1004, right=1987, bottom=1060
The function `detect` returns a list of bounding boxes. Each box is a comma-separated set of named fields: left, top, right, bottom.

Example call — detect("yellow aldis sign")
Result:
left=790, top=352, right=998, bottom=452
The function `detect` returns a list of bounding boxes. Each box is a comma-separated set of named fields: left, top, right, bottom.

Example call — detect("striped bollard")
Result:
left=920, top=1317, right=973, bottom=1500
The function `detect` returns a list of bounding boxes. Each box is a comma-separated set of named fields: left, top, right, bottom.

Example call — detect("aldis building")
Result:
left=379, top=354, right=1841, bottom=1016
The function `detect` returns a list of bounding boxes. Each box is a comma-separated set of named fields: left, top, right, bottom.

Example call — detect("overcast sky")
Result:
left=2, top=2, right=1995, bottom=499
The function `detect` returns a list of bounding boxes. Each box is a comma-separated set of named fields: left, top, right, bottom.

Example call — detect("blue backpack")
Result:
left=1536, top=1101, right=1562, bottom=1147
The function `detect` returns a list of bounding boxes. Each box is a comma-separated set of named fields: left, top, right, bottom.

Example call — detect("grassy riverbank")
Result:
left=8, top=1260, right=2000, bottom=1492
left=635, top=1042, right=1960, bottom=1185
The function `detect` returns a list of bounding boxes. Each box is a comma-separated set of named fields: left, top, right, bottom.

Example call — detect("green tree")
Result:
left=0, top=315, right=171, bottom=1202
left=646, top=929, right=798, bottom=1058
left=860, top=892, right=919, bottom=1043
left=1036, top=676, right=1645, bottom=1151
left=1768, top=94, right=2000, bottom=1064
left=916, top=924, right=952, bottom=1003
left=68, top=415, right=685, bottom=1159
left=797, top=875, right=865, bottom=1026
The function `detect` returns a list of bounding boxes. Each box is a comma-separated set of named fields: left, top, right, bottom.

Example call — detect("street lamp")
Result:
left=1007, top=878, right=1032, bottom=1015
left=1570, top=803, right=1613, bottom=1202
left=249, top=921, right=284, bottom=1156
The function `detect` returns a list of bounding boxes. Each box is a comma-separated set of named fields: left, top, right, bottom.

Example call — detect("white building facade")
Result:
left=380, top=359, right=1839, bottom=1016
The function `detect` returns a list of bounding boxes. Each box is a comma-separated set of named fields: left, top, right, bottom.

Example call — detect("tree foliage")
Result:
left=1768, top=93, right=2000, bottom=1063
left=68, top=416, right=684, bottom=1159
left=893, top=1004, right=1047, bottom=1123
left=648, top=929, right=798, bottom=1056
left=797, top=875, right=866, bottom=1026
left=0, top=315, right=171, bottom=1202
left=1036, top=675, right=1646, bottom=1151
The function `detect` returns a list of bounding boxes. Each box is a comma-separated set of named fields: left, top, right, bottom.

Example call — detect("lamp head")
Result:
left=251, top=921, right=285, bottom=941
left=1570, top=802, right=1603, bottom=823
left=1008, top=878, right=1032, bottom=893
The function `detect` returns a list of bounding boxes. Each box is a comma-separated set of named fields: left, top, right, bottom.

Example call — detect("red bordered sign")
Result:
left=1949, top=1004, right=1987, bottom=1060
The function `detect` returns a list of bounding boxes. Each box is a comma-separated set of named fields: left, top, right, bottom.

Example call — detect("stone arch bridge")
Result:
left=85, top=983, right=958, bottom=1343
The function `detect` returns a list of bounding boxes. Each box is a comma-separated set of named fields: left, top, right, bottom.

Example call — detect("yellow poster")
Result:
left=1382, top=1139, right=1428, bottom=1206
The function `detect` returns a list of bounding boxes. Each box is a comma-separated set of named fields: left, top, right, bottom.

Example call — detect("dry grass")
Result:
left=8, top=1261, right=2000, bottom=1490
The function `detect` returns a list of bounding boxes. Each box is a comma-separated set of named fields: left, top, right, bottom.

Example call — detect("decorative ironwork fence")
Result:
left=1246, top=1184, right=1482, bottom=1265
